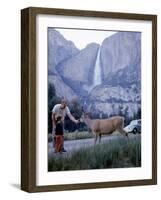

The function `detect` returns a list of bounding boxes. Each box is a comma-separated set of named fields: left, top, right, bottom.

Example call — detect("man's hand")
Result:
left=75, top=119, right=79, bottom=124
left=77, top=119, right=81, bottom=123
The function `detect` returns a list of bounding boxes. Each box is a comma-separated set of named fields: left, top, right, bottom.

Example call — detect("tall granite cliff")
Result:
left=56, top=43, right=100, bottom=95
left=48, top=29, right=79, bottom=74
left=100, top=32, right=141, bottom=86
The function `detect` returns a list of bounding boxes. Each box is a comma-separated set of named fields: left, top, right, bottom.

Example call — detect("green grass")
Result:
left=48, top=136, right=141, bottom=171
left=48, top=131, right=93, bottom=142
left=64, top=131, right=93, bottom=140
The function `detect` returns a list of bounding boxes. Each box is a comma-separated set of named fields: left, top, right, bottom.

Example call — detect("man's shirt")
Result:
left=52, top=104, right=70, bottom=121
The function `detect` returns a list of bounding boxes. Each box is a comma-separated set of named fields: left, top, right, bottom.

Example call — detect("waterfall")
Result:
left=93, top=48, right=102, bottom=86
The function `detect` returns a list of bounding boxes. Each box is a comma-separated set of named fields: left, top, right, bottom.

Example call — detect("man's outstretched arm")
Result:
left=67, top=112, right=79, bottom=124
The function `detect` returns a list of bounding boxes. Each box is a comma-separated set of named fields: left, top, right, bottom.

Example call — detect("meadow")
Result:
left=48, top=135, right=141, bottom=171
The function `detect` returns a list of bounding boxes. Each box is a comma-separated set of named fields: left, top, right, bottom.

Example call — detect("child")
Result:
left=54, top=116, right=64, bottom=153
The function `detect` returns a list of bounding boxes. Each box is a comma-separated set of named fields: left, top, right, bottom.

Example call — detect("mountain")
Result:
left=100, top=32, right=141, bottom=86
left=56, top=43, right=100, bottom=96
left=48, top=75, right=78, bottom=101
left=48, top=29, right=79, bottom=74
left=48, top=30, right=141, bottom=118
left=82, top=31, right=141, bottom=118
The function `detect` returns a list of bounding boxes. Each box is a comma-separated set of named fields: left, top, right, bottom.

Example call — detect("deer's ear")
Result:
left=86, top=112, right=91, bottom=117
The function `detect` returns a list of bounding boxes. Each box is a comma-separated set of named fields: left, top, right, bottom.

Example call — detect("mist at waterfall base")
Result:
left=48, top=28, right=141, bottom=130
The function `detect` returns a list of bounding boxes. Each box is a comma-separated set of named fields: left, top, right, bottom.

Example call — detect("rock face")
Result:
left=56, top=43, right=99, bottom=96
left=85, top=84, right=141, bottom=117
left=100, top=32, right=141, bottom=86
left=48, top=29, right=79, bottom=74
left=89, top=84, right=141, bottom=103
left=48, top=75, right=78, bottom=101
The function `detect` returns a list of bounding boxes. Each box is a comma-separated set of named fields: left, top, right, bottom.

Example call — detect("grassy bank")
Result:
left=64, top=131, right=93, bottom=140
left=48, top=136, right=141, bottom=171
left=48, top=131, right=93, bottom=142
left=48, top=130, right=127, bottom=142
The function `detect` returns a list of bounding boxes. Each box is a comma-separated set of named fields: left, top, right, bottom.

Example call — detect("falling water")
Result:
left=93, top=48, right=102, bottom=86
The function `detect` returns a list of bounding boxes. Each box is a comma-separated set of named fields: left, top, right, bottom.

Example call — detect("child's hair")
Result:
left=56, top=116, right=62, bottom=123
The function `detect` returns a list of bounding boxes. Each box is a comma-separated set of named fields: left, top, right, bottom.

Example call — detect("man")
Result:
left=52, top=99, right=79, bottom=152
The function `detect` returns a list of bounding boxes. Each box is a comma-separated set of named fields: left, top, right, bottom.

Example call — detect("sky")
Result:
left=55, top=28, right=117, bottom=49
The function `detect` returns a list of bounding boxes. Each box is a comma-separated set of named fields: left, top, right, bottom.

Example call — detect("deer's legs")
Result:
left=94, top=134, right=98, bottom=145
left=99, top=134, right=102, bottom=143
left=117, top=128, right=128, bottom=138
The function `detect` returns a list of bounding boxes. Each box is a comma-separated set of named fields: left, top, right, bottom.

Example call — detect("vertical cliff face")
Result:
left=85, top=31, right=141, bottom=118
left=48, top=75, right=78, bottom=101
left=100, top=32, right=141, bottom=86
left=48, top=28, right=80, bottom=101
left=48, top=29, right=80, bottom=74
left=56, top=43, right=100, bottom=95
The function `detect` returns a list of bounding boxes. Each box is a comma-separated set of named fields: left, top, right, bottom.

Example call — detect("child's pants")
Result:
left=55, top=135, right=63, bottom=152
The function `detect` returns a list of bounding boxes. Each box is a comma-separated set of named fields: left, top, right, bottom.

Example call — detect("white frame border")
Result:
left=36, top=14, right=152, bottom=186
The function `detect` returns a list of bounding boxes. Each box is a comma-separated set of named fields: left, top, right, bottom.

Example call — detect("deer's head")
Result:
left=80, top=107, right=90, bottom=122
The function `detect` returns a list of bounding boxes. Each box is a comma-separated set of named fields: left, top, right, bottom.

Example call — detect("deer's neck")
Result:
left=84, top=117, right=93, bottom=129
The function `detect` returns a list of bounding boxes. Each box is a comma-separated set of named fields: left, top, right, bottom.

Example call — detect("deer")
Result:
left=80, top=110, right=128, bottom=144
